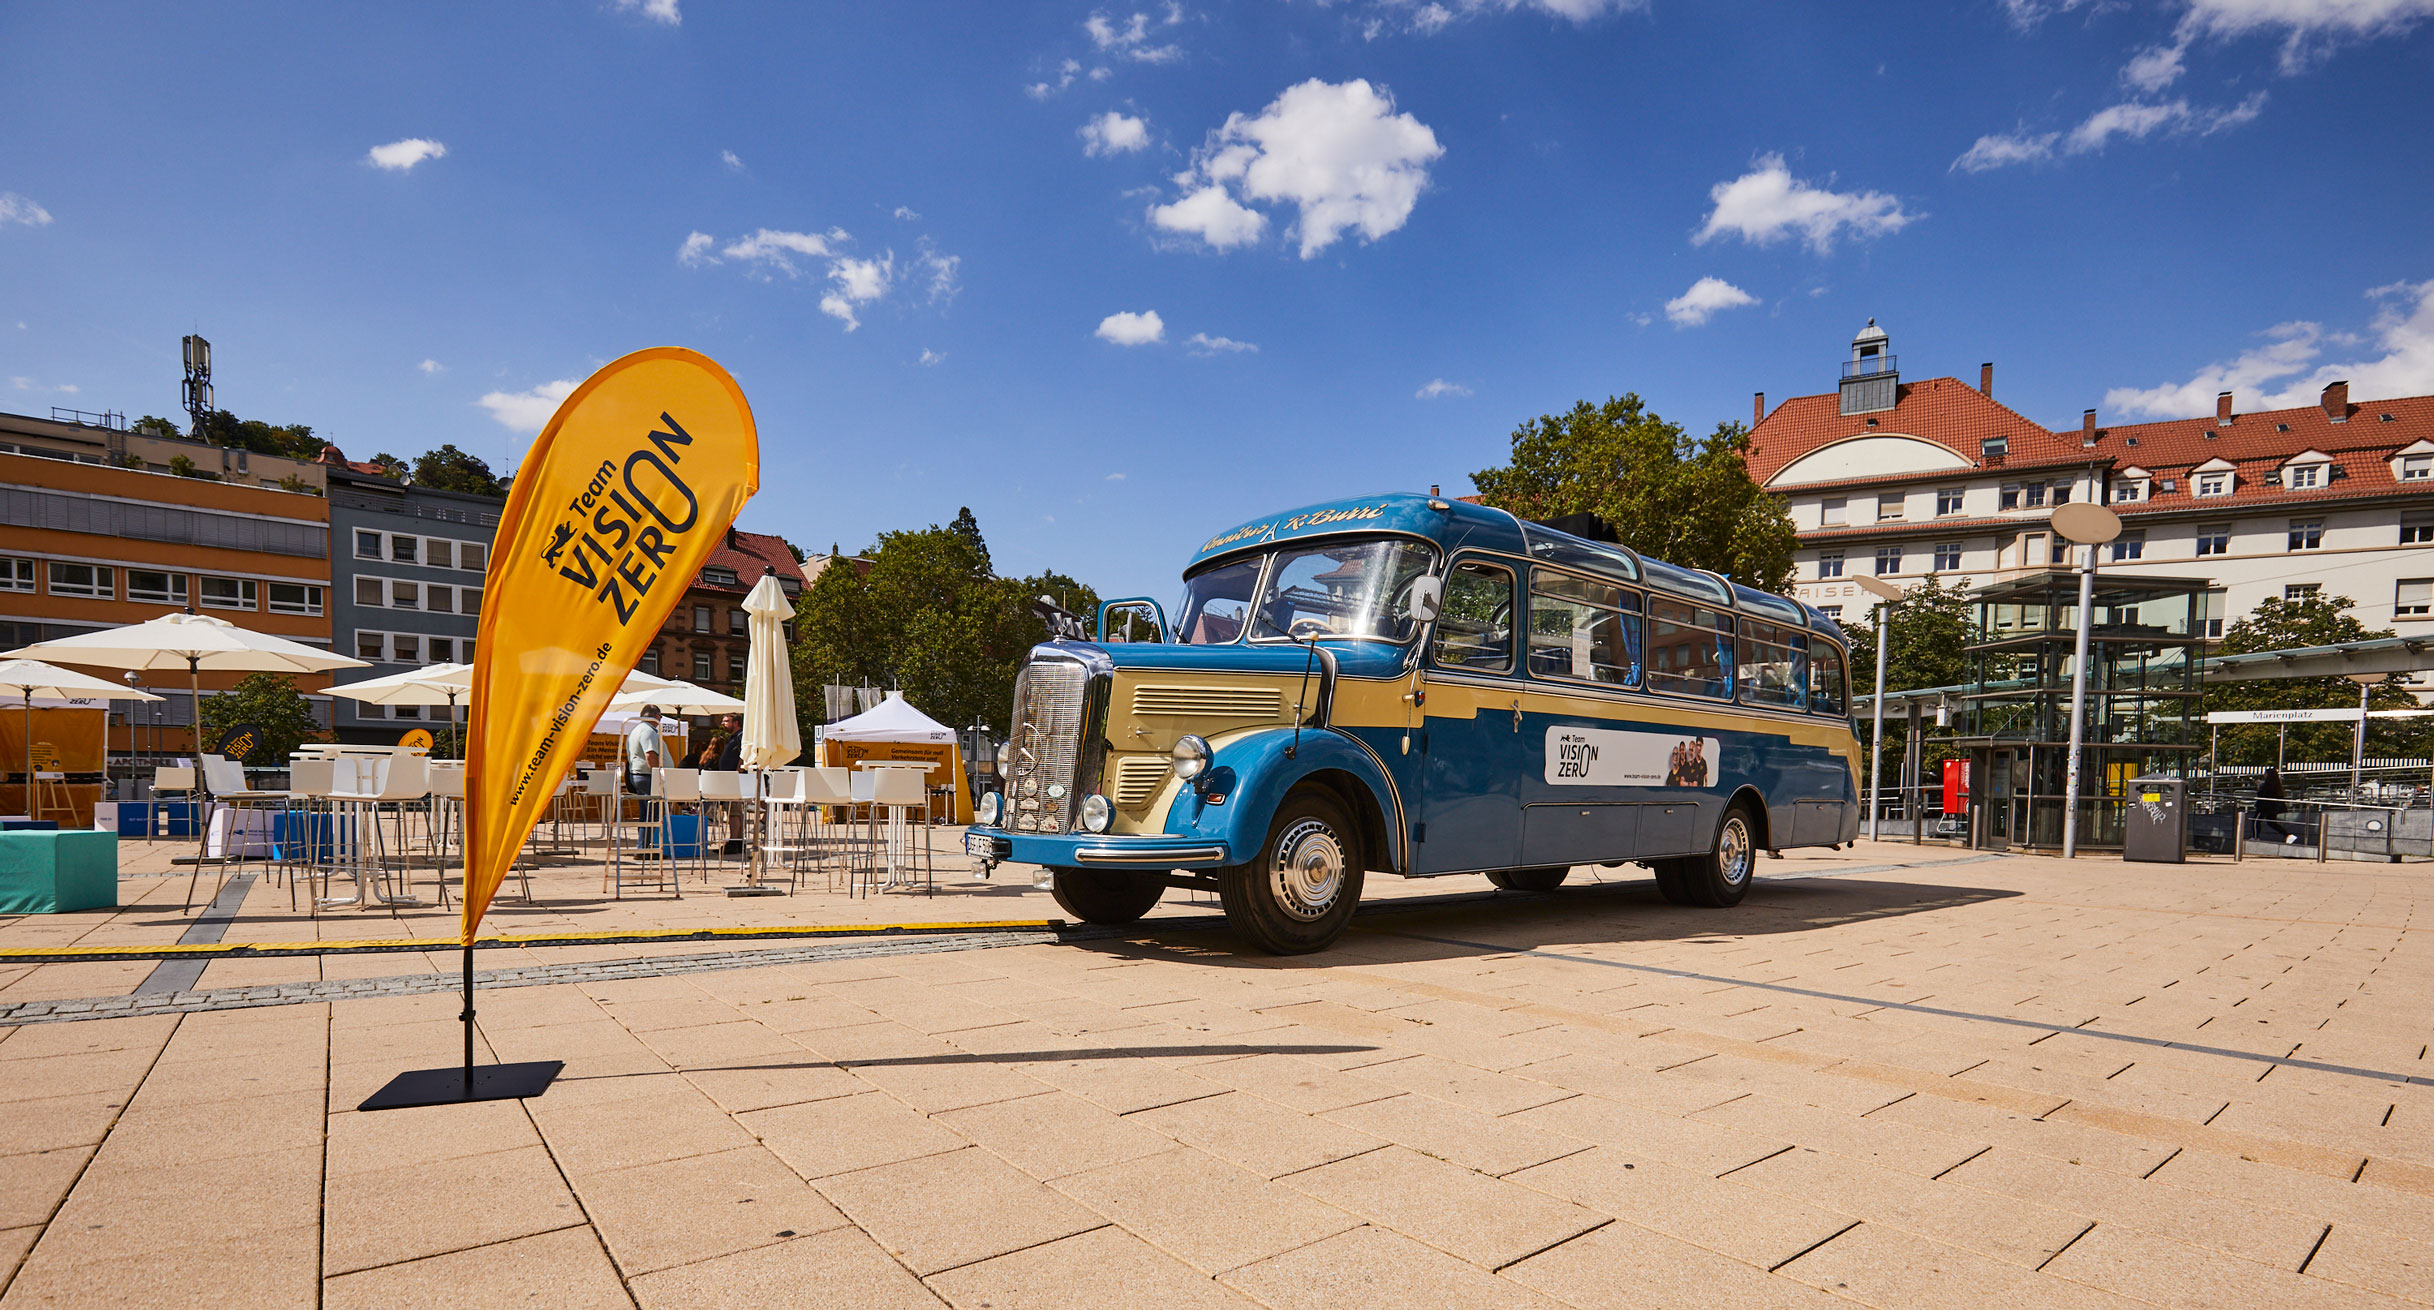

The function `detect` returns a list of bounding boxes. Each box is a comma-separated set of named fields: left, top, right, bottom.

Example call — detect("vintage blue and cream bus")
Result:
left=964, top=492, right=1861, bottom=953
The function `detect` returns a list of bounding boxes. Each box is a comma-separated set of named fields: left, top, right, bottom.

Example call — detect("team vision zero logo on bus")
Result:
left=1545, top=727, right=1720, bottom=788
left=537, top=412, right=701, bottom=625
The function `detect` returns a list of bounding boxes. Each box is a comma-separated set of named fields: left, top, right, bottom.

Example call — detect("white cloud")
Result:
left=366, top=138, right=447, bottom=172
left=1106, top=471, right=1127, bottom=480
left=1415, top=378, right=1472, bottom=399
left=478, top=379, right=580, bottom=433
left=0, top=193, right=52, bottom=228
left=10, top=377, right=76, bottom=394
left=2176, top=0, right=2434, bottom=71
left=1096, top=310, right=1166, bottom=345
left=1663, top=276, right=1758, bottom=327
left=1027, top=58, right=1082, bottom=100
left=677, top=231, right=718, bottom=266
left=1081, top=111, right=1151, bottom=156
left=717, top=228, right=836, bottom=274
left=1085, top=10, right=1182, bottom=62
left=1377, top=0, right=1642, bottom=34
left=1185, top=332, right=1258, bottom=354
left=919, top=349, right=944, bottom=366
left=2105, top=279, right=2434, bottom=418
left=418, top=359, right=442, bottom=374
left=1995, top=0, right=2094, bottom=27
left=893, top=205, right=921, bottom=221
left=615, top=0, right=680, bottom=24
left=2122, top=41, right=2188, bottom=91
left=1694, top=154, right=1915, bottom=253
left=720, top=149, right=744, bottom=170
left=918, top=246, right=961, bottom=303
left=1151, top=79, right=1442, bottom=259
left=821, top=255, right=894, bottom=330
left=1953, top=93, right=2266, bottom=171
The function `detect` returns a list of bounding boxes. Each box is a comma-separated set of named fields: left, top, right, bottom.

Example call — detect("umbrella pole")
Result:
left=190, top=657, right=208, bottom=882
left=20, top=689, right=29, bottom=824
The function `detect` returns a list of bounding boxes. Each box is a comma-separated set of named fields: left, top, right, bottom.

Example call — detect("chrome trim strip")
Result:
left=1074, top=844, right=1229, bottom=864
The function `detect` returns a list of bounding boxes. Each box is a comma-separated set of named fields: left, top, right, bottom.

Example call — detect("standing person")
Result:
left=624, top=706, right=664, bottom=798
left=2255, top=766, right=2294, bottom=845
left=713, top=712, right=746, bottom=849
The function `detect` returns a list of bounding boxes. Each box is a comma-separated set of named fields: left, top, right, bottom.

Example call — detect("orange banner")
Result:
left=462, top=350, right=758, bottom=941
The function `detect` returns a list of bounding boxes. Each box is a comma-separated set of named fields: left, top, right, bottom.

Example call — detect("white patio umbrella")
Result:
left=0, top=659, right=161, bottom=819
left=738, top=572, right=801, bottom=891
left=325, top=662, right=475, bottom=756
left=604, top=679, right=748, bottom=716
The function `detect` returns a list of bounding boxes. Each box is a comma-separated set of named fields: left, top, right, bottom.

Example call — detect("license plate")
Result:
left=965, top=831, right=1007, bottom=858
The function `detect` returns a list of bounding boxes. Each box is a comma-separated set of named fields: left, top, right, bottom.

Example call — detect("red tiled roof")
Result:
left=1747, top=377, right=2061, bottom=484
left=691, top=529, right=808, bottom=596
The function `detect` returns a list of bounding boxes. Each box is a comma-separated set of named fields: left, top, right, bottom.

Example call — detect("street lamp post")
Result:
left=2052, top=502, right=2123, bottom=859
left=1853, top=575, right=1904, bottom=842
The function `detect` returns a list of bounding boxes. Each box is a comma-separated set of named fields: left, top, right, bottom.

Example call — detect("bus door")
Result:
left=1412, top=557, right=1523, bottom=875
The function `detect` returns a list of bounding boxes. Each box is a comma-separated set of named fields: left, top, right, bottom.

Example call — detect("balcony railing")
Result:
left=1842, top=354, right=1898, bottom=379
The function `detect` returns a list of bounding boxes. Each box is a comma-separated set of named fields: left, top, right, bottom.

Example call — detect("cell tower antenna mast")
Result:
left=181, top=335, right=213, bottom=442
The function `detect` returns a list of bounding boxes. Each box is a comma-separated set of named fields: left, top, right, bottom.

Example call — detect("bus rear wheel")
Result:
left=1486, top=866, right=1569, bottom=892
left=1218, top=790, right=1365, bottom=954
left=1048, top=868, right=1166, bottom=924
left=1676, top=803, right=1758, bottom=908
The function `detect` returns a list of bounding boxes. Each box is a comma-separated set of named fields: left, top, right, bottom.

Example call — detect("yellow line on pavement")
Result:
left=0, top=919, right=1067, bottom=963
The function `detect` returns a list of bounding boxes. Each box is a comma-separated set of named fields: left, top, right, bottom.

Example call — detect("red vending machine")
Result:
left=1941, top=759, right=1969, bottom=818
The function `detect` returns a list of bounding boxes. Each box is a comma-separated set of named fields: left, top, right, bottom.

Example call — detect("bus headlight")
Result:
left=1080, top=793, right=1112, bottom=833
left=1172, top=735, right=1212, bottom=784
left=996, top=742, right=1012, bottom=776
left=975, top=791, right=1003, bottom=827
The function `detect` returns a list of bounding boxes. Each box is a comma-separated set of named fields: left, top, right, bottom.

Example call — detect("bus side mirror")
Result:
left=1408, top=575, right=1443, bottom=624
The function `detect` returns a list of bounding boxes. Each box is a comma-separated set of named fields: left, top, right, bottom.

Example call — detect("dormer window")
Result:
left=2195, top=472, right=2232, bottom=497
left=2288, top=464, right=2324, bottom=490
left=2112, top=479, right=2144, bottom=503
left=2402, top=454, right=2432, bottom=481
left=701, top=566, right=739, bottom=587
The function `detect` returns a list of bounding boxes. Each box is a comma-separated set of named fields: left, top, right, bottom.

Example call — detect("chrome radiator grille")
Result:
left=1007, top=658, right=1089, bottom=834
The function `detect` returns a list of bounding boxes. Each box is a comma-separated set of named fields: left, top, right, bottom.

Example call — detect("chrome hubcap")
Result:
left=1268, top=818, right=1345, bottom=921
left=1718, top=816, right=1752, bottom=887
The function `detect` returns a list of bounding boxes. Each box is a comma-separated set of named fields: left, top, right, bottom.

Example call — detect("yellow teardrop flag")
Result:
left=461, top=349, right=758, bottom=942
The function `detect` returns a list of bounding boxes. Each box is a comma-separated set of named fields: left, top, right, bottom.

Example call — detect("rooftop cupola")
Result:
left=1839, top=317, right=1898, bottom=416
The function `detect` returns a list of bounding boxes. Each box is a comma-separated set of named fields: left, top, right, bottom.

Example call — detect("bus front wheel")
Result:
left=1048, top=868, right=1166, bottom=924
left=1218, top=791, right=1366, bottom=954
left=1486, top=867, right=1569, bottom=892
left=1676, top=804, right=1758, bottom=908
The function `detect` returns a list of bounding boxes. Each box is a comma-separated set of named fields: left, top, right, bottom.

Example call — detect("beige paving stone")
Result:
left=814, top=1145, right=1104, bottom=1276
left=1020, top=1051, right=1230, bottom=1114
left=2043, top=1221, right=2407, bottom=1308
left=627, top=1221, right=944, bottom=1308
left=0, top=1224, right=35, bottom=1288
left=925, top=1223, right=1255, bottom=1309
left=2152, top=1146, right=2434, bottom=1238
left=634, top=1018, right=807, bottom=1069
left=3, top=1222, right=320, bottom=1309
left=1323, top=1092, right=1590, bottom=1177
left=1502, top=1218, right=1840, bottom=1309
left=1507, top=1146, right=1854, bottom=1270
left=32, top=1143, right=321, bottom=1247
left=1220, top=1223, right=1561, bottom=1310
left=0, top=1049, right=164, bottom=1104
left=1283, top=1144, right=1607, bottom=1269
left=322, top=1225, right=632, bottom=1310
left=1131, top=1091, right=1385, bottom=1179
left=1505, top=1090, right=1784, bottom=1176
left=679, top=1053, right=867, bottom=1115
left=528, top=1085, right=758, bottom=1174
left=738, top=1089, right=968, bottom=1179
left=1733, top=1145, right=2090, bottom=1268
left=0, top=1091, right=125, bottom=1159
left=96, top=1087, right=325, bottom=1171
left=1194, top=1052, right=1400, bottom=1114
left=1862, top=1086, right=2175, bottom=1176
left=1352, top=1053, right=1573, bottom=1116
left=1502, top=1053, right=1741, bottom=1116
left=573, top=1144, right=849, bottom=1275
left=934, top=1090, right=1177, bottom=1180
left=321, top=1144, right=584, bottom=1276
left=1948, top=1144, right=2330, bottom=1269
left=843, top=1046, right=1055, bottom=1114
left=1692, top=1092, right=1985, bottom=1177
left=1777, top=1220, right=2136, bottom=1309
left=1052, top=1146, right=1362, bottom=1274
left=2305, top=1221, right=2434, bottom=1302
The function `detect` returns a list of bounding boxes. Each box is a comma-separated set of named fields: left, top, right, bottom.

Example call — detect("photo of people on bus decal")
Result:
left=1663, top=738, right=1710, bottom=788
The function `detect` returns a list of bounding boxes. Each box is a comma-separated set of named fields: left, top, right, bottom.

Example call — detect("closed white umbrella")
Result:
left=736, top=572, right=800, bottom=892
left=0, top=660, right=162, bottom=819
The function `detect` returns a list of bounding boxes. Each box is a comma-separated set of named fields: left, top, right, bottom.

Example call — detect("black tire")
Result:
left=1677, top=803, right=1759, bottom=908
left=1486, top=866, right=1569, bottom=892
left=1650, top=859, right=1698, bottom=906
left=1048, top=867, right=1166, bottom=924
left=1217, top=790, right=1366, bottom=954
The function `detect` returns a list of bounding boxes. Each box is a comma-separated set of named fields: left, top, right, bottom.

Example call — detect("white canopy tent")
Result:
left=824, top=692, right=955, bottom=743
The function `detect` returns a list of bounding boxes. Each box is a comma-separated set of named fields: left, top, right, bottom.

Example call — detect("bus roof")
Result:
left=1189, top=491, right=1847, bottom=647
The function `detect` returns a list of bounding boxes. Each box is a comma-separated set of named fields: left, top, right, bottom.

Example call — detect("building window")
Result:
left=640, top=649, right=661, bottom=675
left=198, top=577, right=257, bottom=611
left=391, top=634, right=421, bottom=663
left=2039, top=534, right=2066, bottom=565
left=1819, top=604, right=1842, bottom=620
left=268, top=583, right=323, bottom=616
left=2287, top=464, right=2323, bottom=490
left=460, top=587, right=481, bottom=614
left=2026, top=484, right=2048, bottom=508
left=2051, top=482, right=2073, bottom=506
left=392, top=703, right=423, bottom=720
left=2111, top=479, right=2144, bottom=503
left=2404, top=454, right=2433, bottom=481
left=693, top=651, right=712, bottom=681
left=1933, top=542, right=1962, bottom=571
left=458, top=541, right=487, bottom=572
left=1876, top=496, right=1905, bottom=522
left=1982, top=436, right=2008, bottom=459
left=426, top=638, right=453, bottom=663
left=1821, top=497, right=1846, bottom=527
left=428, top=585, right=454, bottom=614
left=390, top=535, right=418, bottom=563
left=1935, top=488, right=1965, bottom=516
left=2195, top=525, right=2230, bottom=556
left=2195, top=472, right=2230, bottom=497
left=2286, top=583, right=2321, bottom=601
left=1817, top=553, right=1843, bottom=579
left=729, top=608, right=747, bottom=634
left=2110, top=532, right=2145, bottom=562
left=47, top=562, right=112, bottom=598
left=1999, top=484, right=2019, bottom=510
left=2289, top=520, right=2324, bottom=550
left=127, top=570, right=188, bottom=605
left=0, top=557, right=35, bottom=593
left=2203, top=589, right=2227, bottom=639
left=356, top=631, right=385, bottom=661
left=426, top=538, right=453, bottom=570
left=2403, top=516, right=2434, bottom=546
left=702, top=566, right=739, bottom=588
left=355, top=577, right=383, bottom=607
left=2398, top=580, right=2433, bottom=618
left=355, top=530, right=381, bottom=559
left=390, top=580, right=420, bottom=609
left=691, top=604, right=711, bottom=631
left=1873, top=545, right=1902, bottom=576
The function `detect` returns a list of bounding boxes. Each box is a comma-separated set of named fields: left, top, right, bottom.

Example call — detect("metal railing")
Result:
left=2231, top=796, right=2432, bottom=864
left=1841, top=355, right=1897, bottom=379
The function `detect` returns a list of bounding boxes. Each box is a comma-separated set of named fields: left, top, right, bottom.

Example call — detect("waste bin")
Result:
left=2123, top=776, right=2186, bottom=863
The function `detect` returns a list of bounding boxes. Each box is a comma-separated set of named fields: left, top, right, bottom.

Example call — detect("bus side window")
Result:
left=1812, top=646, right=1848, bottom=716
left=1430, top=560, right=1514, bottom=672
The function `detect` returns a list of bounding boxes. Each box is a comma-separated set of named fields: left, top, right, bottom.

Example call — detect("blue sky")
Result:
left=4, top=0, right=2432, bottom=602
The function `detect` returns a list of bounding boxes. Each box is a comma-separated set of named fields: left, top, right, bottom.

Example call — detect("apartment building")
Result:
left=1747, top=322, right=2434, bottom=640
left=640, top=530, right=805, bottom=691
left=324, top=461, right=501, bottom=744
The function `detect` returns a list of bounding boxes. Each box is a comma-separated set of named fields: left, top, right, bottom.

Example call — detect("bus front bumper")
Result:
left=964, top=828, right=1235, bottom=871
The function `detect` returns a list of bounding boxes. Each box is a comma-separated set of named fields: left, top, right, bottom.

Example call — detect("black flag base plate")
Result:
left=358, top=1060, right=564, bottom=1112
left=724, top=884, right=787, bottom=897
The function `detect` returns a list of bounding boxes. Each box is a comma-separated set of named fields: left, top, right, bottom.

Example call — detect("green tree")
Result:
left=1842, top=577, right=1979, bottom=785
left=1470, top=395, right=1798, bottom=593
left=131, top=415, right=184, bottom=439
left=792, top=513, right=1099, bottom=737
left=197, top=674, right=327, bottom=768
left=411, top=443, right=506, bottom=497
left=199, top=410, right=321, bottom=460
left=2206, top=594, right=2427, bottom=767
left=367, top=452, right=410, bottom=479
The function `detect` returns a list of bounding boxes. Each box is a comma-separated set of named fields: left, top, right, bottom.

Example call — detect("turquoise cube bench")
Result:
left=0, top=831, right=119, bottom=914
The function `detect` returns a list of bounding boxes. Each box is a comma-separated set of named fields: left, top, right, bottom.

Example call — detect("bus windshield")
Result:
left=1176, top=538, right=1438, bottom=644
